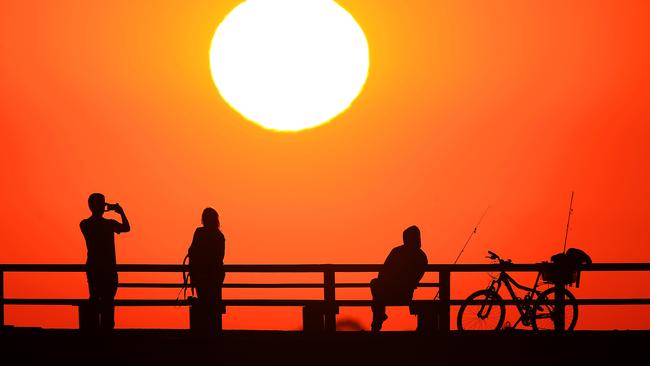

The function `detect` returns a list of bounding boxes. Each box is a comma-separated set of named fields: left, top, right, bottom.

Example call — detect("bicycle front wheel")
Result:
left=457, top=289, right=505, bottom=331
left=532, top=286, right=578, bottom=331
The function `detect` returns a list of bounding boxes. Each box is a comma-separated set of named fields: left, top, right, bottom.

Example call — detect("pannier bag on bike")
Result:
left=542, top=248, right=592, bottom=287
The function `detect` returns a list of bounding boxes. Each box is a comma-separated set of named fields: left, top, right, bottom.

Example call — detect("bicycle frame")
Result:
left=488, top=270, right=545, bottom=328
left=459, top=251, right=580, bottom=332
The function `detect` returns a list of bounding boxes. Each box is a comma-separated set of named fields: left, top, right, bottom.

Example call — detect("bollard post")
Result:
left=78, top=302, right=91, bottom=330
left=438, top=271, right=450, bottom=332
left=302, top=305, right=324, bottom=332
left=189, top=302, right=197, bottom=330
left=323, top=266, right=336, bottom=332
left=410, top=301, right=437, bottom=332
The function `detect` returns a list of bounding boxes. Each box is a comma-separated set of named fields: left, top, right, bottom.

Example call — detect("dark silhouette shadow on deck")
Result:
left=0, top=328, right=645, bottom=366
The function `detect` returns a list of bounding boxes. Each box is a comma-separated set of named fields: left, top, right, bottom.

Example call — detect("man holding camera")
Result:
left=80, top=193, right=130, bottom=331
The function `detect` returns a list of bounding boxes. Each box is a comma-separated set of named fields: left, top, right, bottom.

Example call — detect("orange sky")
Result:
left=1, top=0, right=650, bottom=330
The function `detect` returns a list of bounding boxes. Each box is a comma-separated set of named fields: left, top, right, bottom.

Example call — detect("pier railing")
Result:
left=1, top=263, right=650, bottom=331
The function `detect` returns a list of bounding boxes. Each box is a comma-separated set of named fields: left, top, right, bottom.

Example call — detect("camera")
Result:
left=105, top=203, right=120, bottom=212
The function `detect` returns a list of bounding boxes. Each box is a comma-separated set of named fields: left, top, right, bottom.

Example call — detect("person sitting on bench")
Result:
left=370, top=225, right=428, bottom=331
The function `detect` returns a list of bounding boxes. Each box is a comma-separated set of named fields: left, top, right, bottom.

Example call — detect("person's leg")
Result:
left=86, top=271, right=101, bottom=331
left=371, top=304, right=387, bottom=332
left=370, top=279, right=388, bottom=331
left=195, top=284, right=222, bottom=335
left=200, top=285, right=219, bottom=333
left=99, top=271, right=118, bottom=331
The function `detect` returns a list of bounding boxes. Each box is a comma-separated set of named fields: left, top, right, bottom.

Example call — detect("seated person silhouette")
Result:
left=370, top=225, right=428, bottom=331
left=80, top=193, right=130, bottom=331
left=187, top=207, right=226, bottom=334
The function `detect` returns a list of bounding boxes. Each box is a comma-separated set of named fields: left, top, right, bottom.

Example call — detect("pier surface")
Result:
left=1, top=328, right=646, bottom=365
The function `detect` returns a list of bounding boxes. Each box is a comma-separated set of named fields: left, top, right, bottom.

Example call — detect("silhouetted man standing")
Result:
left=370, top=225, right=428, bottom=331
left=80, top=193, right=130, bottom=331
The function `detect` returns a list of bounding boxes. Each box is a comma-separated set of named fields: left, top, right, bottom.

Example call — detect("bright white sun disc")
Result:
left=210, top=0, right=369, bottom=131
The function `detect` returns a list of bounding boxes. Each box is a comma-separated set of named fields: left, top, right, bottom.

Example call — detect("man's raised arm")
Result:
left=114, top=204, right=130, bottom=233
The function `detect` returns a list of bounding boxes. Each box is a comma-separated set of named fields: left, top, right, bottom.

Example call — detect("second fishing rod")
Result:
left=432, top=206, right=490, bottom=300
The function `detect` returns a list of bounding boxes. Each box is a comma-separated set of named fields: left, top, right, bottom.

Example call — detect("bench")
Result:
left=116, top=280, right=448, bottom=332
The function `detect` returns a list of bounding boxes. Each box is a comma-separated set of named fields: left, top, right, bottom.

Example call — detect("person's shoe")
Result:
left=371, top=314, right=388, bottom=332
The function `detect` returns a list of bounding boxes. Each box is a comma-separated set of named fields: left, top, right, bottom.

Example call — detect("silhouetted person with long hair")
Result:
left=187, top=207, right=225, bottom=334
left=80, top=193, right=130, bottom=331
left=370, top=225, right=428, bottom=331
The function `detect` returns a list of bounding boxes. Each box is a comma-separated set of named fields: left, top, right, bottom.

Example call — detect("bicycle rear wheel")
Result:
left=457, top=289, right=505, bottom=331
left=532, top=286, right=578, bottom=331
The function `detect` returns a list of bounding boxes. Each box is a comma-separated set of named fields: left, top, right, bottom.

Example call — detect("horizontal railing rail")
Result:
left=1, top=262, right=649, bottom=331
left=1, top=260, right=648, bottom=274
left=2, top=262, right=650, bottom=272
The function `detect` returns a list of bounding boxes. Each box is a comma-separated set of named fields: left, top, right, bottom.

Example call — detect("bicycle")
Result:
left=457, top=251, right=578, bottom=331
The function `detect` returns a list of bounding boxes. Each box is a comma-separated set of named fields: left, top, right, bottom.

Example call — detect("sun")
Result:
left=209, top=0, right=369, bottom=132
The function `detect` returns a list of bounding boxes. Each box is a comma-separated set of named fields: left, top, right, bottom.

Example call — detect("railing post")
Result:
left=78, top=302, right=92, bottom=330
left=323, top=266, right=336, bottom=332
left=438, top=270, right=450, bottom=332
left=1, top=270, right=4, bottom=327
left=554, top=285, right=566, bottom=332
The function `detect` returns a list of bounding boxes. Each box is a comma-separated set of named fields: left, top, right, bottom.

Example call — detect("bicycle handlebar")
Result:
left=486, top=250, right=512, bottom=264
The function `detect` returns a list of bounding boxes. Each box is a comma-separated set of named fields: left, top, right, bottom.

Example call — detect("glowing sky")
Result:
left=1, top=0, right=649, bottom=330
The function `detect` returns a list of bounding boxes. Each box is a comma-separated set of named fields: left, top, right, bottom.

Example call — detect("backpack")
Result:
left=542, top=248, right=592, bottom=287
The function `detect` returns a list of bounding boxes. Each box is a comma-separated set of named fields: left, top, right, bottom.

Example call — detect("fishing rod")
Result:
left=433, top=206, right=490, bottom=300
left=452, top=206, right=491, bottom=265
left=562, top=191, right=574, bottom=253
